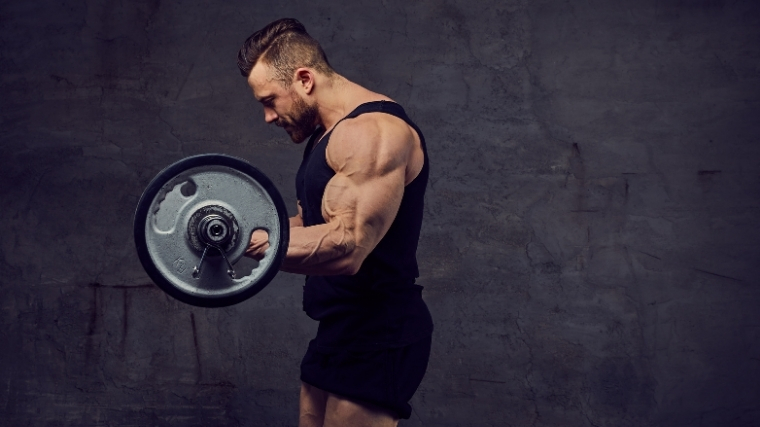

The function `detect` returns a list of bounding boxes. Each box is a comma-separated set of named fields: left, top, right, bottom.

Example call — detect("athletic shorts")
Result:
left=300, top=335, right=432, bottom=419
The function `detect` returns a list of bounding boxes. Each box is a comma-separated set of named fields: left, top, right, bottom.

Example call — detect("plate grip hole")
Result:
left=180, top=180, right=197, bottom=197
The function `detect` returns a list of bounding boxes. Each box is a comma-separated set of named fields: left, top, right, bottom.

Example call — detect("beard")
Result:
left=278, top=93, right=318, bottom=143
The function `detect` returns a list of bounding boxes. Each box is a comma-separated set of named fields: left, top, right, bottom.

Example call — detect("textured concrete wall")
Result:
left=1, top=0, right=759, bottom=426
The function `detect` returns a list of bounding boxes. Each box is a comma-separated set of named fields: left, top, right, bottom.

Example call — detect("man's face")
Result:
left=248, top=62, right=318, bottom=143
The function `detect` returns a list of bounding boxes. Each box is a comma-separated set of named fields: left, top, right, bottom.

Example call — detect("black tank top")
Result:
left=295, top=101, right=433, bottom=350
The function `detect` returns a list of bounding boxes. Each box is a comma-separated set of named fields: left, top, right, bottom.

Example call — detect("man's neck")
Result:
left=313, top=75, right=386, bottom=132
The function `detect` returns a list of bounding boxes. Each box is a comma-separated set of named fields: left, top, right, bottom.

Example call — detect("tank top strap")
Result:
left=302, top=127, right=325, bottom=160
left=304, top=100, right=424, bottom=160
left=309, top=101, right=401, bottom=151
left=344, top=100, right=403, bottom=120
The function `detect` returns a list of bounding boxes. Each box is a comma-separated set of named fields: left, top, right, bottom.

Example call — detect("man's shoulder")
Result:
left=330, top=109, right=415, bottom=152
left=326, top=112, right=415, bottom=175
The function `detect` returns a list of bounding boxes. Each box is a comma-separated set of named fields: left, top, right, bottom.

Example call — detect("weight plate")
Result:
left=133, top=154, right=289, bottom=307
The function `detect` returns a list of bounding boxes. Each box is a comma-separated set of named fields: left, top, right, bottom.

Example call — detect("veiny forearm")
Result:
left=281, top=220, right=364, bottom=276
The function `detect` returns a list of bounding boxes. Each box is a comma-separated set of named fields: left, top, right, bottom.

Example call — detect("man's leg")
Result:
left=323, top=392, right=398, bottom=427
left=299, top=382, right=328, bottom=427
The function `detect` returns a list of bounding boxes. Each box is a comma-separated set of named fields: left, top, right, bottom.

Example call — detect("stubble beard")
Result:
left=280, top=93, right=319, bottom=144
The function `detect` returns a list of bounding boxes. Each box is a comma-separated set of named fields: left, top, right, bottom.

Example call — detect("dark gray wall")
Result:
left=1, top=0, right=759, bottom=426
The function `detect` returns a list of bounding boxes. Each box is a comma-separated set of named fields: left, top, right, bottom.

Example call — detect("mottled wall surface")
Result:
left=1, top=0, right=759, bottom=426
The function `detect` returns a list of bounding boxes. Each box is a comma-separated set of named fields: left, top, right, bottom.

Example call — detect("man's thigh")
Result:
left=299, top=382, right=328, bottom=427
left=324, top=392, right=398, bottom=427
left=299, top=382, right=398, bottom=427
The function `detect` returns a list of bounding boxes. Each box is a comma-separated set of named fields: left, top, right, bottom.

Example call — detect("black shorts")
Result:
left=300, top=335, right=432, bottom=419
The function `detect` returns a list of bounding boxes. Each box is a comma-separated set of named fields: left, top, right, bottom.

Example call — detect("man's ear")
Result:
left=294, top=68, right=314, bottom=94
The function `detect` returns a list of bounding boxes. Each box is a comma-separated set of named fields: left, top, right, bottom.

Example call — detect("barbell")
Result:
left=133, top=154, right=289, bottom=307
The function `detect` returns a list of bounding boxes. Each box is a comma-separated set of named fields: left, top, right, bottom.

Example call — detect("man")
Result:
left=238, top=18, right=433, bottom=427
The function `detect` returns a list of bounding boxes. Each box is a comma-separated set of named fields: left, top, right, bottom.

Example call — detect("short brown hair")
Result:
left=237, top=18, right=334, bottom=85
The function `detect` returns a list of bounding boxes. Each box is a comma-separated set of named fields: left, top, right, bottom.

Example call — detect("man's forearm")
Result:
left=281, top=221, right=363, bottom=276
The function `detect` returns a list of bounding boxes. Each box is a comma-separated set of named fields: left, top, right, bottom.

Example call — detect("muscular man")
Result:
left=238, top=18, right=433, bottom=427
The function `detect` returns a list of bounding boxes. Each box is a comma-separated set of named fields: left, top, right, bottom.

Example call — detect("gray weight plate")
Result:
left=134, top=154, right=289, bottom=307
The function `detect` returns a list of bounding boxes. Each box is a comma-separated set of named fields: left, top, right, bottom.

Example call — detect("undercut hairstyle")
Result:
left=237, top=18, right=335, bottom=85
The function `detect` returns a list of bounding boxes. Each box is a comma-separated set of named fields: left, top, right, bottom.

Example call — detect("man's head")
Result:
left=238, top=18, right=334, bottom=84
left=238, top=18, right=334, bottom=143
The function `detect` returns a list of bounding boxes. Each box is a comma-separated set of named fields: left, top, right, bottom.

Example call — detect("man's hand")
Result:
left=245, top=229, right=270, bottom=260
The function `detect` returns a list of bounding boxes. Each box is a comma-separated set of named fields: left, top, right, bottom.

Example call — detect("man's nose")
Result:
left=264, top=107, right=278, bottom=124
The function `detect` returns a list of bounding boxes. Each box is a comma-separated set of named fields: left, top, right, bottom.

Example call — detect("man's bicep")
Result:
left=355, top=171, right=406, bottom=241
left=322, top=166, right=405, bottom=252
left=320, top=116, right=413, bottom=259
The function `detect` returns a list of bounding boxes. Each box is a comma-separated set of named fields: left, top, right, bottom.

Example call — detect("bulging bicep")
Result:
left=321, top=165, right=405, bottom=255
left=320, top=115, right=414, bottom=255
